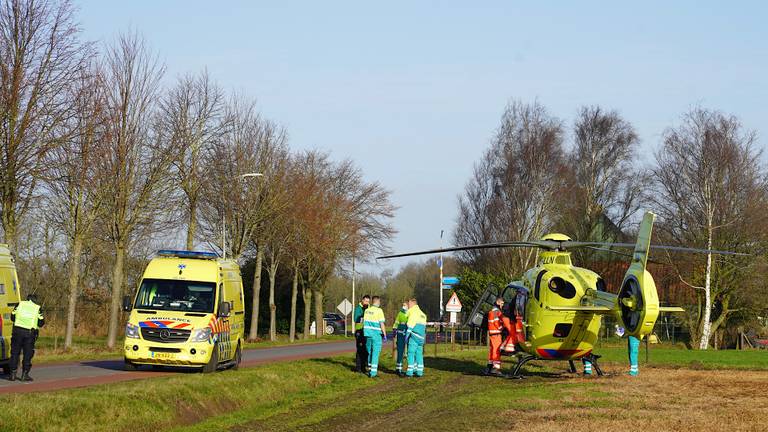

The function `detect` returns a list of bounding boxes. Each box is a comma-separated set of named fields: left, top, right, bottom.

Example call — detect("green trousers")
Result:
left=405, top=337, right=424, bottom=377
left=366, top=336, right=382, bottom=377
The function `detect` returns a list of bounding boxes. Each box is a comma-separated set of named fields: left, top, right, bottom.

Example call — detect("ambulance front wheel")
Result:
left=203, top=345, right=219, bottom=373
left=123, top=359, right=138, bottom=371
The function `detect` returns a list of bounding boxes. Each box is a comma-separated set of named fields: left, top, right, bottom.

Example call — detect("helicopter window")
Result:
left=553, top=323, right=572, bottom=338
left=548, top=277, right=576, bottom=299
left=534, top=271, right=547, bottom=301
left=596, top=278, right=607, bottom=292
left=515, top=288, right=528, bottom=317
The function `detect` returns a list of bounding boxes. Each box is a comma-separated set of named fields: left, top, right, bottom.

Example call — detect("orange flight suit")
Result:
left=487, top=307, right=503, bottom=370
left=500, top=315, right=517, bottom=354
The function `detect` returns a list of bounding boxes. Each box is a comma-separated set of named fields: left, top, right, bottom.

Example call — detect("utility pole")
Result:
left=352, top=252, right=357, bottom=336
left=439, top=229, right=444, bottom=321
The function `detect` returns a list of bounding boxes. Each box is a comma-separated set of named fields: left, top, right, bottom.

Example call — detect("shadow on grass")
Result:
left=309, top=354, right=569, bottom=380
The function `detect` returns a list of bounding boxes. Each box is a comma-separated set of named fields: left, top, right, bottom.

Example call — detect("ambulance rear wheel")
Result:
left=232, top=343, right=242, bottom=370
left=2, top=364, right=10, bottom=376
left=203, top=345, right=219, bottom=373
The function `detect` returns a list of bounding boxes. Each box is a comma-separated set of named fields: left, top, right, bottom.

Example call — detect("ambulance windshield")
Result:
left=134, top=278, right=216, bottom=313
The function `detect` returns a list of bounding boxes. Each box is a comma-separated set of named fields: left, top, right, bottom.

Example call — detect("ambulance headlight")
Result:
left=191, top=327, right=212, bottom=342
left=125, top=323, right=140, bottom=339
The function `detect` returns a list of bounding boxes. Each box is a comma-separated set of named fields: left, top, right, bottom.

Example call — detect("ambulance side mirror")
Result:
left=122, top=295, right=132, bottom=312
left=218, top=301, right=231, bottom=318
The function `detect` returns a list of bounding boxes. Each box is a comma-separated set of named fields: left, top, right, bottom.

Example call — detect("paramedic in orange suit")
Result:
left=484, top=296, right=505, bottom=376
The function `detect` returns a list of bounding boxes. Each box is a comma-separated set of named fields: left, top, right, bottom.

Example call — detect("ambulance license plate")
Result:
left=151, top=351, right=175, bottom=360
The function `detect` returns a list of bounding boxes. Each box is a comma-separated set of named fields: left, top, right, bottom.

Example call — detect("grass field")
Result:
left=1, top=344, right=766, bottom=432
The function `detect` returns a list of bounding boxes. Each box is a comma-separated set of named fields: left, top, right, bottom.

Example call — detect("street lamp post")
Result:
left=222, top=172, right=263, bottom=259
left=439, top=229, right=444, bottom=321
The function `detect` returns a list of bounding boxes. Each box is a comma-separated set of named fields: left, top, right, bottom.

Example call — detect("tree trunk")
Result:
left=247, top=247, right=263, bottom=341
left=268, top=259, right=278, bottom=342
left=64, top=234, right=83, bottom=349
left=106, top=242, right=126, bottom=348
left=289, top=260, right=298, bottom=342
left=185, top=197, right=197, bottom=250
left=313, top=288, right=324, bottom=339
left=1, top=219, right=16, bottom=254
left=302, top=286, right=312, bottom=340
left=698, top=219, right=714, bottom=350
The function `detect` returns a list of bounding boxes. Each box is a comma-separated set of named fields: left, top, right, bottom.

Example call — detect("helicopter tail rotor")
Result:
left=618, top=211, right=660, bottom=338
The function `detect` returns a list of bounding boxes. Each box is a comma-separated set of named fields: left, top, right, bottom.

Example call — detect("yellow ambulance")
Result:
left=123, top=250, right=245, bottom=372
left=0, top=244, right=22, bottom=375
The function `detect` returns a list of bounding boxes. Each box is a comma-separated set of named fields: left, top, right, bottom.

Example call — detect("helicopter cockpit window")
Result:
left=596, top=278, right=607, bottom=292
left=548, top=277, right=576, bottom=299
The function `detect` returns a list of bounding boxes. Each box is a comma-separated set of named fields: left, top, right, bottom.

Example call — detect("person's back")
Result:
left=363, top=297, right=386, bottom=377
left=9, top=295, right=44, bottom=381
left=404, top=299, right=427, bottom=377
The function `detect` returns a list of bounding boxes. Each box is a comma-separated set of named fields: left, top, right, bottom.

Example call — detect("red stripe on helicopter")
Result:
left=536, top=348, right=590, bottom=359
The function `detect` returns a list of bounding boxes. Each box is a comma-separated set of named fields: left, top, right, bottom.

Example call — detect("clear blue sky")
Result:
left=77, top=1, right=768, bottom=273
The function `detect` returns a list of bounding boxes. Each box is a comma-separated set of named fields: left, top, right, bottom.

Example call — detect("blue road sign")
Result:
left=442, top=276, right=460, bottom=285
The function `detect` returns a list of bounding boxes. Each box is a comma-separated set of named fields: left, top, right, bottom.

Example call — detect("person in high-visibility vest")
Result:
left=392, top=302, right=409, bottom=375
left=628, top=335, right=640, bottom=376
left=404, top=297, right=427, bottom=377
left=9, top=294, right=45, bottom=382
left=363, top=296, right=387, bottom=378
left=352, top=295, right=370, bottom=373
left=484, top=296, right=505, bottom=376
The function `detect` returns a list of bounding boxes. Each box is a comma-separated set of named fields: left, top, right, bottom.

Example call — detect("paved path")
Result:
left=0, top=340, right=355, bottom=395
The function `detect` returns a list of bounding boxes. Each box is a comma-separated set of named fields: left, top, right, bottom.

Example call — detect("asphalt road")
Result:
left=0, top=340, right=355, bottom=395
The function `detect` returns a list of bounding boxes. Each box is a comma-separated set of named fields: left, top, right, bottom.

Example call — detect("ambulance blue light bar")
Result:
left=156, top=250, right=220, bottom=260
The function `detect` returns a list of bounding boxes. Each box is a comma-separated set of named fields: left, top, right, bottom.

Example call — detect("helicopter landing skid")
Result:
left=510, top=353, right=604, bottom=378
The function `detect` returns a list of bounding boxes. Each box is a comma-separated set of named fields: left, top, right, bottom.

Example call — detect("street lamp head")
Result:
left=240, top=173, right=264, bottom=179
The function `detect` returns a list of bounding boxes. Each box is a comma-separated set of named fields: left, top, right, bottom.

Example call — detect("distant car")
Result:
left=323, top=312, right=346, bottom=335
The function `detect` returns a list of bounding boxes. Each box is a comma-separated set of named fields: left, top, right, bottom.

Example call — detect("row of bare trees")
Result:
left=455, top=99, right=768, bottom=349
left=0, top=0, right=395, bottom=348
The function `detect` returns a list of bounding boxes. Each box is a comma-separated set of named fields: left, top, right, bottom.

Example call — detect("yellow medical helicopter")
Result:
left=379, top=211, right=743, bottom=376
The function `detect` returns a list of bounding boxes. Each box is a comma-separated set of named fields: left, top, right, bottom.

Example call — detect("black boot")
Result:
left=8, top=370, right=17, bottom=381
left=20, top=370, right=32, bottom=382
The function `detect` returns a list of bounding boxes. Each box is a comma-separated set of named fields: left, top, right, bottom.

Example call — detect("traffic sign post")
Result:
left=442, top=276, right=460, bottom=285
left=445, top=292, right=462, bottom=313
left=337, top=298, right=353, bottom=337
left=445, top=292, right=463, bottom=346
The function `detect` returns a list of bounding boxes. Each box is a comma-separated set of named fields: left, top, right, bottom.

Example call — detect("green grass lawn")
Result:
left=1, top=344, right=766, bottom=432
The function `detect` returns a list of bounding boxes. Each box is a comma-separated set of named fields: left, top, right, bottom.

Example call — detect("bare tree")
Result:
left=158, top=70, right=225, bottom=250
left=197, top=95, right=288, bottom=340
left=653, top=107, right=768, bottom=349
left=260, top=148, right=291, bottom=341
left=0, top=0, right=91, bottom=252
left=454, top=100, right=566, bottom=278
left=557, top=106, right=647, bottom=263
left=44, top=62, right=107, bottom=348
left=101, top=32, right=171, bottom=348
left=285, top=151, right=395, bottom=339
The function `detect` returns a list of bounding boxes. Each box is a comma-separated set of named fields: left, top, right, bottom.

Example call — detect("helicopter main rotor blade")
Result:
left=376, top=241, right=548, bottom=260
left=378, top=240, right=747, bottom=260
left=582, top=246, right=667, bottom=265
left=566, top=242, right=748, bottom=256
